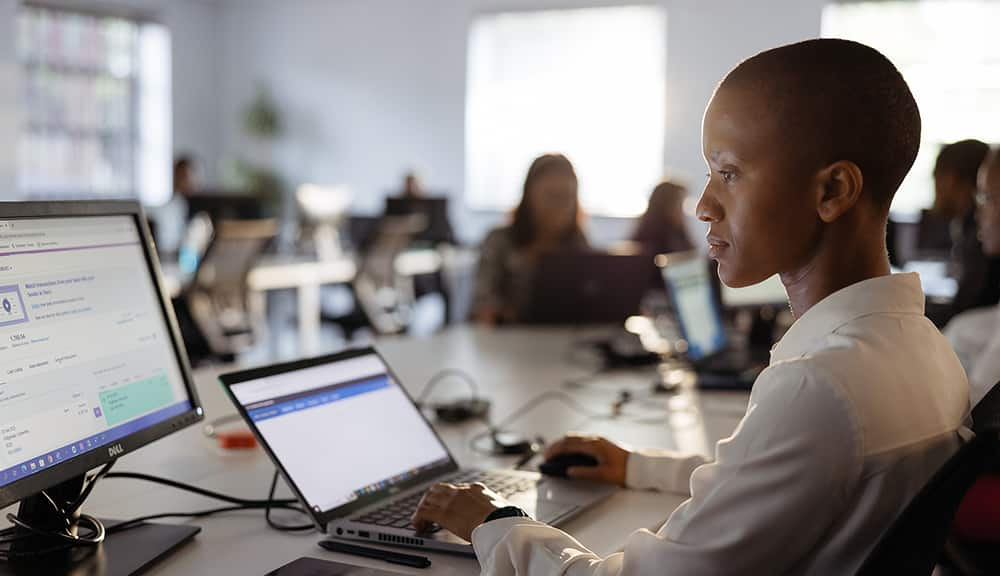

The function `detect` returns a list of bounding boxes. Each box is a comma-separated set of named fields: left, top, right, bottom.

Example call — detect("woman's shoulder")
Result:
left=481, top=226, right=516, bottom=248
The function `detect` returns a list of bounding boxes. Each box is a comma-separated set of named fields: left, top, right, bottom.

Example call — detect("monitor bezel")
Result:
left=0, top=200, right=204, bottom=509
left=218, top=346, right=460, bottom=531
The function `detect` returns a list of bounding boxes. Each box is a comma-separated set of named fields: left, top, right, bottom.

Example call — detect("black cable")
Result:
left=67, top=460, right=117, bottom=515
left=0, top=461, right=118, bottom=560
left=103, top=471, right=297, bottom=506
left=97, top=469, right=313, bottom=535
left=492, top=390, right=607, bottom=430
left=414, top=368, right=480, bottom=406
left=264, top=470, right=315, bottom=532
left=468, top=390, right=608, bottom=456
left=107, top=503, right=306, bottom=534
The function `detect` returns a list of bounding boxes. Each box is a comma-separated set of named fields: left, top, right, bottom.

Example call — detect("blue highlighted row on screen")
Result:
left=0, top=400, right=192, bottom=488
left=248, top=376, right=390, bottom=422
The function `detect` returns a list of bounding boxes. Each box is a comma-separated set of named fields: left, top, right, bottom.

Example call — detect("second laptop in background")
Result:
left=658, top=251, right=781, bottom=389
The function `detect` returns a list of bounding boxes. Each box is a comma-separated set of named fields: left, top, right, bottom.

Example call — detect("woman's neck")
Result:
left=781, top=224, right=891, bottom=318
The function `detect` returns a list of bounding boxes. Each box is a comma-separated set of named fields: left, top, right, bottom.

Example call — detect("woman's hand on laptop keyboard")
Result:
left=544, top=434, right=630, bottom=486
left=411, top=482, right=508, bottom=542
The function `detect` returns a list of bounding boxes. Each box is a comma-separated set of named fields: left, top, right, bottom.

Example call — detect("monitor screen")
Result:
left=661, top=256, right=727, bottom=360
left=227, top=352, right=451, bottom=515
left=0, top=215, right=193, bottom=489
left=720, top=274, right=787, bottom=308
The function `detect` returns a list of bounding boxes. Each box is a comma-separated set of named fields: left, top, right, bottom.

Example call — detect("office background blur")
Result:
left=0, top=0, right=997, bottom=360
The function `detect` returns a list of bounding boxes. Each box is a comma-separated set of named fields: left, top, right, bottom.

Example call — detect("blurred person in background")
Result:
left=946, top=146, right=1000, bottom=570
left=153, top=154, right=198, bottom=256
left=471, top=153, right=588, bottom=324
left=928, top=140, right=1000, bottom=325
left=631, top=179, right=695, bottom=256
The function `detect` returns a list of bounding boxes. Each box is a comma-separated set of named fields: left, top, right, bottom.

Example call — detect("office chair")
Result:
left=184, top=219, right=278, bottom=362
left=855, top=381, right=1000, bottom=576
left=352, top=214, right=426, bottom=334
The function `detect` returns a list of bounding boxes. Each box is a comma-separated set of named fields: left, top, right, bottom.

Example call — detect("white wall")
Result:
left=0, top=0, right=221, bottom=200
left=0, top=0, right=18, bottom=197
left=216, top=0, right=828, bottom=245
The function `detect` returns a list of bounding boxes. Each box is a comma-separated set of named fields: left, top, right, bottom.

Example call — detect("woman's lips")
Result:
left=706, top=235, right=729, bottom=258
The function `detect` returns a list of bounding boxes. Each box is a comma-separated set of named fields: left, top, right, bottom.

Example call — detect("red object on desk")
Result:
left=217, top=430, right=258, bottom=450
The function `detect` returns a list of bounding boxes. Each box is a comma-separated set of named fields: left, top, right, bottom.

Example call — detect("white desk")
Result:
left=38, top=327, right=749, bottom=575
left=162, top=248, right=468, bottom=356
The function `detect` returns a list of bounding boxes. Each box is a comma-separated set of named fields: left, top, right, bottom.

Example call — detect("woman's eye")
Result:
left=720, top=170, right=736, bottom=183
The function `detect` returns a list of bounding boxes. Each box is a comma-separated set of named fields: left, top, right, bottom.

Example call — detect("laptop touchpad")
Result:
left=509, top=494, right=577, bottom=524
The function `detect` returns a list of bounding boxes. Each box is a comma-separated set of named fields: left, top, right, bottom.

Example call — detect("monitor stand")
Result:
left=1, top=475, right=200, bottom=576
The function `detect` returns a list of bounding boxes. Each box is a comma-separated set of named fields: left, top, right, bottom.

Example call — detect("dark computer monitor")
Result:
left=526, top=251, right=653, bottom=325
left=0, top=201, right=203, bottom=574
left=383, top=197, right=455, bottom=245
left=186, top=191, right=263, bottom=223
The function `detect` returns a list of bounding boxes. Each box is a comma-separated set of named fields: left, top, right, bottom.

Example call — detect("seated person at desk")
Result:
left=471, top=153, right=588, bottom=324
left=948, top=148, right=1000, bottom=549
left=386, top=170, right=457, bottom=246
left=928, top=140, right=1000, bottom=324
left=946, top=147, right=1000, bottom=405
left=414, top=39, right=969, bottom=575
left=630, top=179, right=694, bottom=255
left=152, top=154, right=198, bottom=256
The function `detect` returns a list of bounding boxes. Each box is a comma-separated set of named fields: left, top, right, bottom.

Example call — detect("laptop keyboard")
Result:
left=351, top=471, right=536, bottom=531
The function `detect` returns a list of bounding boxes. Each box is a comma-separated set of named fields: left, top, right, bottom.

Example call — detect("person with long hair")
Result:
left=471, top=153, right=588, bottom=324
left=631, top=180, right=694, bottom=255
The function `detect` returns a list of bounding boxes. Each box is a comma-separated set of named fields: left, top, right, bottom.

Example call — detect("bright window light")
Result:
left=139, top=24, right=172, bottom=206
left=466, top=6, right=666, bottom=217
left=16, top=5, right=172, bottom=205
left=823, top=1, right=1000, bottom=215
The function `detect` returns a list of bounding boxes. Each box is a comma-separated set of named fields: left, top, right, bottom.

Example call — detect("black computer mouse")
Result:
left=538, top=452, right=599, bottom=478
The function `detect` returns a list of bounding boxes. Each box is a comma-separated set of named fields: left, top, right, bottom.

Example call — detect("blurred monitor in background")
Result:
left=384, top=196, right=455, bottom=247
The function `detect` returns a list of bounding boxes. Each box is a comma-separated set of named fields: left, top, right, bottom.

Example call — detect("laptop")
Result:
left=527, top=251, right=654, bottom=324
left=657, top=251, right=768, bottom=389
left=219, top=348, right=616, bottom=556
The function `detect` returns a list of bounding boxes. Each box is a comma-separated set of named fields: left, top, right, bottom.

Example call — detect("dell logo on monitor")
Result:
left=108, top=444, right=125, bottom=457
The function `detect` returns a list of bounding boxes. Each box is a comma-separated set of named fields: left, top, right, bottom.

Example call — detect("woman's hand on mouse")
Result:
left=411, top=482, right=508, bottom=542
left=544, top=434, right=630, bottom=486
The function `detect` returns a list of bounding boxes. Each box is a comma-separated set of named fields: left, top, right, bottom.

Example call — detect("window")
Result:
left=466, top=6, right=666, bottom=217
left=16, top=4, right=171, bottom=205
left=823, top=1, right=1000, bottom=215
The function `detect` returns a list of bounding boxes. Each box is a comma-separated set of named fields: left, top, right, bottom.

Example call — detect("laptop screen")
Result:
left=227, top=353, right=451, bottom=515
left=660, top=256, right=727, bottom=360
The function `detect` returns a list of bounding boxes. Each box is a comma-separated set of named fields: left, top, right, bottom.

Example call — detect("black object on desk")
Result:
left=266, top=556, right=407, bottom=575
left=319, top=539, right=431, bottom=569
left=539, top=453, right=599, bottom=478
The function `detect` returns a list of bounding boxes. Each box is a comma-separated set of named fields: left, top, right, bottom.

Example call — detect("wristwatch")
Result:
left=484, top=505, right=530, bottom=523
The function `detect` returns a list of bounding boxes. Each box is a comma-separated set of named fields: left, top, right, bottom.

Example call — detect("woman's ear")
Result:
left=815, top=160, right=864, bottom=223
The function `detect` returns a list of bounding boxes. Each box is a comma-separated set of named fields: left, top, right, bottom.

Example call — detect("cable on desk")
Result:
left=103, top=471, right=297, bottom=506
left=101, top=469, right=315, bottom=533
left=413, top=368, right=481, bottom=405
left=264, top=469, right=315, bottom=532
left=468, top=390, right=609, bottom=456
left=0, top=460, right=117, bottom=560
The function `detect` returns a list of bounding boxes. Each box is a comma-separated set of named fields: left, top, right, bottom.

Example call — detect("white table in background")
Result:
left=163, top=248, right=467, bottom=356
left=72, top=326, right=749, bottom=575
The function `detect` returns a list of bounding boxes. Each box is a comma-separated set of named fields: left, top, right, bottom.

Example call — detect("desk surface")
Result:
left=8, top=327, right=749, bottom=575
